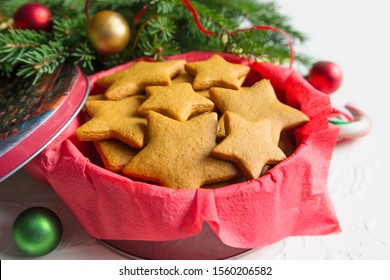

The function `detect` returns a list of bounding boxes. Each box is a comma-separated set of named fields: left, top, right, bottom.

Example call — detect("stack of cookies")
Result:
left=75, top=55, right=309, bottom=190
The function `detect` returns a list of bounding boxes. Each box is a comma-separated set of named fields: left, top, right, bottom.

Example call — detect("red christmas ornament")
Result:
left=308, top=61, right=343, bottom=94
left=13, top=2, right=52, bottom=32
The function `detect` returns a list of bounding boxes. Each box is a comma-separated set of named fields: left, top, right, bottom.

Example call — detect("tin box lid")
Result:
left=0, top=64, right=89, bottom=182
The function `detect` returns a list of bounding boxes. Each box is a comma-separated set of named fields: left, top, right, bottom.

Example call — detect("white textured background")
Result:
left=244, top=0, right=390, bottom=259
left=1, top=0, right=390, bottom=259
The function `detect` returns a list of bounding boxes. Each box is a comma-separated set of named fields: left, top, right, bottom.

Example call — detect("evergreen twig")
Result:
left=0, top=29, right=49, bottom=76
left=16, top=41, right=66, bottom=83
left=0, top=0, right=312, bottom=83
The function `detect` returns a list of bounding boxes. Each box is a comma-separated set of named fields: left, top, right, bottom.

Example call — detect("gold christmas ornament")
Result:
left=0, top=7, right=7, bottom=22
left=0, top=7, right=11, bottom=30
left=87, top=10, right=131, bottom=54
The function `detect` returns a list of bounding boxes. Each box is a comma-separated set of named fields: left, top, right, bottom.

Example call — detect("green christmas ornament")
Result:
left=12, top=207, right=63, bottom=257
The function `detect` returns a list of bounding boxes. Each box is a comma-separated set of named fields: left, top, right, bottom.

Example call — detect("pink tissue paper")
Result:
left=27, top=51, right=340, bottom=249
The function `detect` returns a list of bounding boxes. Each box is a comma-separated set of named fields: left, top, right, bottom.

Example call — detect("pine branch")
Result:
left=0, top=0, right=313, bottom=82
left=16, top=41, right=66, bottom=84
left=189, top=1, right=239, bottom=31
left=148, top=0, right=177, bottom=14
left=71, top=42, right=95, bottom=72
left=240, top=1, right=308, bottom=43
left=53, top=15, right=87, bottom=44
left=0, top=29, right=50, bottom=76
left=138, top=33, right=179, bottom=60
left=0, top=61, right=13, bottom=76
left=146, top=16, right=176, bottom=41
left=0, top=0, right=30, bottom=15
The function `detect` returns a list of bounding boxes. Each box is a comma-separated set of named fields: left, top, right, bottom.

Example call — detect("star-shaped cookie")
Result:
left=210, top=79, right=309, bottom=140
left=172, top=72, right=211, bottom=98
left=212, top=112, right=286, bottom=179
left=80, top=96, right=139, bottom=172
left=185, top=55, right=250, bottom=90
left=94, top=140, right=139, bottom=172
left=123, top=111, right=240, bottom=190
left=75, top=95, right=147, bottom=148
left=138, top=83, right=214, bottom=121
left=96, top=59, right=186, bottom=100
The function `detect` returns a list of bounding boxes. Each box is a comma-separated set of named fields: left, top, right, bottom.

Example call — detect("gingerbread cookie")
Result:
left=75, top=95, right=147, bottom=148
left=80, top=96, right=138, bottom=173
left=210, top=79, right=309, bottom=141
left=138, top=83, right=214, bottom=121
left=76, top=56, right=310, bottom=190
left=123, top=111, right=240, bottom=190
left=212, top=112, right=286, bottom=179
left=97, top=60, right=186, bottom=100
left=94, top=140, right=139, bottom=172
left=185, top=55, right=250, bottom=90
left=85, top=94, right=106, bottom=101
left=172, top=72, right=211, bottom=99
left=172, top=71, right=194, bottom=84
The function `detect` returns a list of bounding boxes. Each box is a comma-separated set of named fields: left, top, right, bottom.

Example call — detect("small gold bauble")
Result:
left=0, top=7, right=9, bottom=30
left=0, top=7, right=6, bottom=20
left=87, top=10, right=131, bottom=54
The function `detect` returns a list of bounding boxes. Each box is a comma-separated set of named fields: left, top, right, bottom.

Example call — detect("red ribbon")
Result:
left=181, top=0, right=214, bottom=35
left=84, top=0, right=90, bottom=20
left=133, top=5, right=149, bottom=26
left=229, top=26, right=294, bottom=69
left=181, top=0, right=295, bottom=69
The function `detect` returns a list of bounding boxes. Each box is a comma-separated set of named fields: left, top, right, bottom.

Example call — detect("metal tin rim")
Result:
left=0, top=68, right=90, bottom=182
left=99, top=239, right=254, bottom=260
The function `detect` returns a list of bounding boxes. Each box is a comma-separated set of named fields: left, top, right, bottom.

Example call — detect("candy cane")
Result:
left=328, top=104, right=371, bottom=141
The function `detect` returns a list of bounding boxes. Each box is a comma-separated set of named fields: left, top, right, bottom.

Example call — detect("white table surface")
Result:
left=1, top=0, right=390, bottom=260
